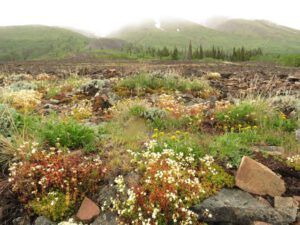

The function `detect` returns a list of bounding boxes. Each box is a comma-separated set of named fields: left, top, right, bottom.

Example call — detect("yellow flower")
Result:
left=171, top=135, right=176, bottom=140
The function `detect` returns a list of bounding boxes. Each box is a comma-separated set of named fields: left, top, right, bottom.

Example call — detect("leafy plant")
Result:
left=39, top=118, right=96, bottom=151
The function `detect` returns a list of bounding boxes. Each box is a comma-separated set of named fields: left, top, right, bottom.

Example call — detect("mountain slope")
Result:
left=0, top=25, right=126, bottom=61
left=109, top=19, right=300, bottom=53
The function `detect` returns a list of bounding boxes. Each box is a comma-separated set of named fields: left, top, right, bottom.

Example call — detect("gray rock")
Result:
left=91, top=211, right=118, bottom=225
left=190, top=188, right=296, bottom=225
left=12, top=216, right=31, bottom=225
left=34, top=216, right=56, bottom=225
left=296, top=129, right=300, bottom=142
left=274, top=196, right=298, bottom=221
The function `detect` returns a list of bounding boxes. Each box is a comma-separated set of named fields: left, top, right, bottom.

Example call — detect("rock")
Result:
left=274, top=196, right=298, bottom=220
left=93, top=93, right=112, bottom=111
left=252, top=222, right=272, bottom=225
left=296, top=129, right=300, bottom=142
left=91, top=211, right=118, bottom=225
left=191, top=188, right=296, bottom=225
left=287, top=76, right=300, bottom=83
left=76, top=197, right=100, bottom=223
left=0, top=207, right=3, bottom=220
left=80, top=80, right=105, bottom=96
left=235, top=156, right=286, bottom=197
left=34, top=216, right=55, bottom=225
left=256, top=197, right=272, bottom=207
left=124, top=171, right=141, bottom=188
left=49, top=99, right=60, bottom=104
left=206, top=72, right=221, bottom=80
left=258, top=146, right=285, bottom=156
left=294, top=196, right=300, bottom=205
left=12, top=216, right=31, bottom=225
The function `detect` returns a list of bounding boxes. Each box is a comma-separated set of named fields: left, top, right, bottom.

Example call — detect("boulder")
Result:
left=34, top=216, right=55, bottom=225
left=191, top=188, right=296, bottom=225
left=235, top=156, right=286, bottom=196
left=91, top=211, right=118, bottom=225
left=76, top=197, right=100, bottom=223
left=274, top=196, right=298, bottom=221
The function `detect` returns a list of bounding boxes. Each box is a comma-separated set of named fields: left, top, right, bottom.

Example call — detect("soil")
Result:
left=253, top=152, right=300, bottom=196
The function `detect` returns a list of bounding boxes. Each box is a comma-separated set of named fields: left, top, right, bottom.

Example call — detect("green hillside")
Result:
left=0, top=25, right=127, bottom=61
left=0, top=25, right=90, bottom=61
left=109, top=19, right=300, bottom=54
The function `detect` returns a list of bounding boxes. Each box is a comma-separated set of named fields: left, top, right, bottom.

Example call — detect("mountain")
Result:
left=109, top=18, right=300, bottom=53
left=0, top=25, right=126, bottom=61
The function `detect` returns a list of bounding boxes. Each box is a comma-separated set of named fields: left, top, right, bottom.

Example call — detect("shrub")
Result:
left=9, top=143, right=106, bottom=205
left=29, top=191, right=74, bottom=222
left=39, top=118, right=96, bottom=150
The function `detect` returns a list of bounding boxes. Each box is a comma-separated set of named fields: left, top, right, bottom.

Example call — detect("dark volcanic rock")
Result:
left=191, top=188, right=296, bottom=225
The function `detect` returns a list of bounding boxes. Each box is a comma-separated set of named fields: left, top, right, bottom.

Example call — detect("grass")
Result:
left=39, top=117, right=96, bottom=151
left=115, top=73, right=213, bottom=97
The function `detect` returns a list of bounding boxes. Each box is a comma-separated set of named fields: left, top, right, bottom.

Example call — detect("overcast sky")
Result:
left=1, top=0, right=299, bottom=36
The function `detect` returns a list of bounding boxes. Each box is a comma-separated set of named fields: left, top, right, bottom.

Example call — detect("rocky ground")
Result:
left=0, top=60, right=299, bottom=225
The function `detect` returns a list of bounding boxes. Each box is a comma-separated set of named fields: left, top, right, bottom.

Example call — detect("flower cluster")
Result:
left=215, top=103, right=258, bottom=132
left=2, top=89, right=42, bottom=112
left=69, top=100, right=93, bottom=121
left=58, top=219, right=83, bottom=225
left=286, top=154, right=300, bottom=171
left=113, top=144, right=233, bottom=225
left=156, top=94, right=206, bottom=119
left=9, top=142, right=106, bottom=204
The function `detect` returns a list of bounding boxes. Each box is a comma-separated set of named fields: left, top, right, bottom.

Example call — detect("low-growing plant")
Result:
left=1, top=89, right=42, bottom=112
left=115, top=73, right=213, bottom=97
left=29, top=191, right=74, bottom=222
left=39, top=118, right=96, bottom=151
left=0, top=104, right=22, bottom=137
left=9, top=81, right=37, bottom=91
left=209, top=130, right=257, bottom=167
left=112, top=147, right=233, bottom=225
left=148, top=129, right=206, bottom=158
left=9, top=143, right=106, bottom=205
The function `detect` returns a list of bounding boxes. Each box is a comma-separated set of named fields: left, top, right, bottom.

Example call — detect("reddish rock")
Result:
left=294, top=196, right=300, bottom=205
left=252, top=222, right=272, bottom=225
left=76, top=197, right=100, bottom=223
left=235, top=156, right=286, bottom=197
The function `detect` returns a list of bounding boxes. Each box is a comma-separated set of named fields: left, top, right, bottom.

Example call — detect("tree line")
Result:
left=123, top=41, right=263, bottom=61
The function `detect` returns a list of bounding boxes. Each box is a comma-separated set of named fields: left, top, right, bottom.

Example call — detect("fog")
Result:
left=1, top=0, right=299, bottom=36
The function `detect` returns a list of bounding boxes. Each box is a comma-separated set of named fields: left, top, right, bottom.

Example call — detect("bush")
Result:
left=39, top=118, right=96, bottom=151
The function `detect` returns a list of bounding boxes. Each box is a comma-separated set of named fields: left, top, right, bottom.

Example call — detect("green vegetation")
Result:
left=115, top=73, right=212, bottom=96
left=109, top=19, right=300, bottom=54
left=39, top=118, right=96, bottom=151
left=29, top=192, right=74, bottom=222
